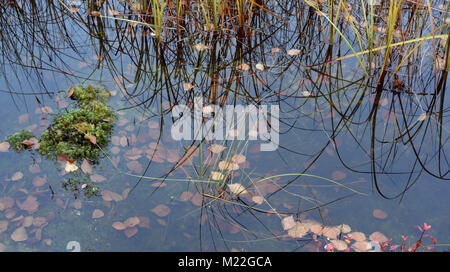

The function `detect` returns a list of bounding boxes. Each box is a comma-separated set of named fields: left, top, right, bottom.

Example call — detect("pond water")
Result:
left=0, top=0, right=449, bottom=252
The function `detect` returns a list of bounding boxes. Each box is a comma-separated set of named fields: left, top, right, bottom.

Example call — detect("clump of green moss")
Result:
left=62, top=176, right=100, bottom=199
left=38, top=85, right=116, bottom=161
left=6, top=130, right=35, bottom=152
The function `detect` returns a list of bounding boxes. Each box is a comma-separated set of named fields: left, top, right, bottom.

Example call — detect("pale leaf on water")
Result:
left=112, top=222, right=127, bottom=230
left=350, top=231, right=366, bottom=242
left=218, top=161, right=239, bottom=171
left=301, top=91, right=311, bottom=97
left=369, top=232, right=388, bottom=243
left=208, top=144, right=226, bottom=154
left=255, top=63, right=264, bottom=71
left=281, top=216, right=296, bottom=230
left=65, top=162, right=78, bottom=173
left=417, top=112, right=427, bottom=121
left=232, top=154, right=246, bottom=164
left=252, top=196, right=264, bottom=204
left=287, top=49, right=301, bottom=56
left=227, top=184, right=248, bottom=195
left=124, top=217, right=140, bottom=227
left=288, top=222, right=308, bottom=238
left=92, top=209, right=104, bottom=219
left=11, top=227, right=27, bottom=242
left=210, top=171, right=224, bottom=181
left=237, top=63, right=251, bottom=71
left=11, top=172, right=23, bottom=181
left=331, top=240, right=348, bottom=251
left=183, top=83, right=194, bottom=91
left=0, top=142, right=10, bottom=152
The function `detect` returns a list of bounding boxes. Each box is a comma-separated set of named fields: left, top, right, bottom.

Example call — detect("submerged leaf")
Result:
left=152, top=204, right=171, bottom=217
left=11, top=227, right=28, bottom=242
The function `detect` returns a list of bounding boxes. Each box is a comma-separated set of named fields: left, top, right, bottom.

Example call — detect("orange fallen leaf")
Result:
left=68, top=87, right=74, bottom=97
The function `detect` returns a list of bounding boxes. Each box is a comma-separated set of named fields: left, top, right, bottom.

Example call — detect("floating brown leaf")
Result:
left=17, top=196, right=39, bottom=214
left=124, top=227, right=138, bottom=238
left=67, top=87, right=74, bottom=97
left=227, top=183, right=248, bottom=195
left=322, top=226, right=339, bottom=239
left=288, top=222, right=308, bottom=238
left=208, top=144, right=226, bottom=154
left=286, top=49, right=301, bottom=56
left=210, top=171, right=224, bottom=181
left=369, top=231, right=388, bottom=243
left=218, top=161, right=239, bottom=171
left=21, top=140, right=35, bottom=148
left=23, top=216, right=33, bottom=228
left=352, top=241, right=370, bottom=252
left=231, top=154, right=246, bottom=164
left=350, top=232, right=366, bottom=242
left=183, top=83, right=194, bottom=91
left=373, top=209, right=388, bottom=219
left=11, top=227, right=27, bottom=242
left=0, top=142, right=10, bottom=152
left=331, top=240, right=348, bottom=251
left=237, top=63, right=251, bottom=71
left=251, top=196, right=264, bottom=205
left=152, top=204, right=171, bottom=217
left=124, top=217, right=140, bottom=227
left=281, top=216, right=296, bottom=231
left=101, top=190, right=113, bottom=202
left=92, top=209, right=104, bottom=219
left=112, top=222, right=127, bottom=230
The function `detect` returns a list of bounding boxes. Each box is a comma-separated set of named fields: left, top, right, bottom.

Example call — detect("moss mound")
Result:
left=7, top=130, right=35, bottom=152
left=38, top=85, right=116, bottom=161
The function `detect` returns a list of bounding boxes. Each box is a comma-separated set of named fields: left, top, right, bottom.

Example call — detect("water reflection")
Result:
left=0, top=0, right=449, bottom=251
